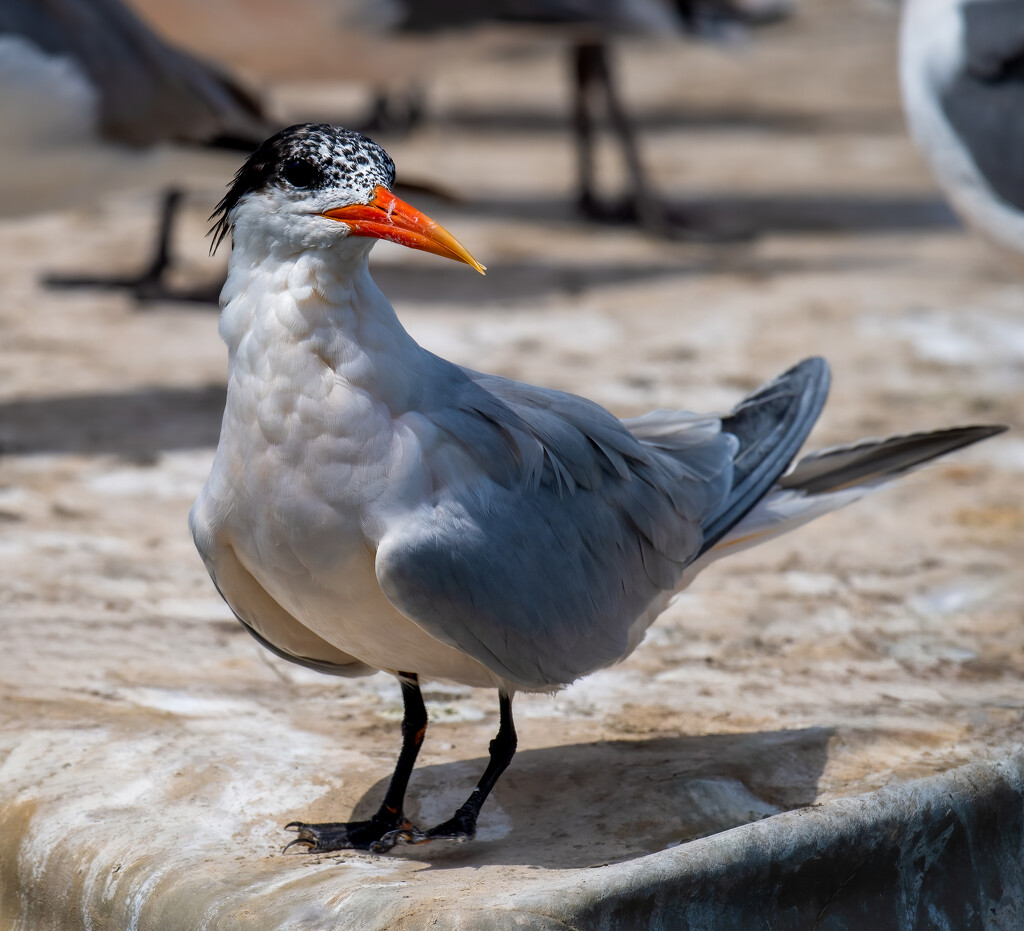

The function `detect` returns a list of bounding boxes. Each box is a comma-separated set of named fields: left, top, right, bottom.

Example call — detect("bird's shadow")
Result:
left=365, top=244, right=905, bottom=306
left=0, top=385, right=227, bottom=459
left=36, top=184, right=958, bottom=308
left=378, top=103, right=904, bottom=138
left=453, top=193, right=959, bottom=240
left=50, top=233, right=920, bottom=311
left=338, top=726, right=833, bottom=869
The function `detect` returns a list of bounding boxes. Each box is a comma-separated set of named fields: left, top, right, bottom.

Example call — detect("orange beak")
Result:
left=321, top=185, right=485, bottom=274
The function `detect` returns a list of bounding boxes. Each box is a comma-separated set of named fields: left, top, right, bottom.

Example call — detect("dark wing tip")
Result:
left=778, top=423, right=1009, bottom=494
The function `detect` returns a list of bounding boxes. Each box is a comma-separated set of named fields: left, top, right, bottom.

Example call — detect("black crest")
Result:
left=208, top=123, right=396, bottom=254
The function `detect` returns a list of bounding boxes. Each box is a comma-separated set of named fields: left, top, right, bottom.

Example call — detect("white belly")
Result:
left=234, top=526, right=497, bottom=687
left=192, top=358, right=503, bottom=689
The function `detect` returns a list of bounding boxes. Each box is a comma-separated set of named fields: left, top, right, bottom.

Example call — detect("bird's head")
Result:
left=210, top=123, right=484, bottom=273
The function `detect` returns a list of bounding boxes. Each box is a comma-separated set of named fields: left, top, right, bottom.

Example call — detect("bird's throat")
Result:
left=219, top=243, right=429, bottom=413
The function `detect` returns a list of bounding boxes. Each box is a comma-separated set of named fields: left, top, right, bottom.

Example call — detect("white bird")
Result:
left=191, top=123, right=1004, bottom=853
left=0, top=0, right=268, bottom=297
left=901, top=0, right=1024, bottom=257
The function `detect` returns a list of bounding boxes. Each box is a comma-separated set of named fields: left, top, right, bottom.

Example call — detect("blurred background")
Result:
left=2, top=0, right=1024, bottom=903
left=2, top=0, right=951, bottom=309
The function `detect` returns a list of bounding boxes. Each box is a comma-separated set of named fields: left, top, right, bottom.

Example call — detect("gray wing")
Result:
left=377, top=367, right=735, bottom=690
left=940, top=0, right=1024, bottom=210
left=375, top=358, right=828, bottom=690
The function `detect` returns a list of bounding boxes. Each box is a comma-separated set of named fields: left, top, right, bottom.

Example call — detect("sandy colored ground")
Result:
left=1, top=0, right=1023, bottom=926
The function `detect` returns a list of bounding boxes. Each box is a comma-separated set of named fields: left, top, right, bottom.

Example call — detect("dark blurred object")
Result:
left=394, top=0, right=789, bottom=37
left=368, top=0, right=796, bottom=235
left=0, top=0, right=266, bottom=146
left=0, top=0, right=272, bottom=299
left=901, top=0, right=1024, bottom=259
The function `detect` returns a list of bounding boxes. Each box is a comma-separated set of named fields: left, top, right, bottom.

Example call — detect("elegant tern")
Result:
left=190, top=123, right=1004, bottom=853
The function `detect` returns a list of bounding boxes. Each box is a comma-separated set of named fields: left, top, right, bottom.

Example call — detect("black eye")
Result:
left=281, top=159, right=319, bottom=189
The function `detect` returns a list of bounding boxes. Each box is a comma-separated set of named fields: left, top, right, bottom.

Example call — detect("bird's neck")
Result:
left=218, top=238, right=429, bottom=411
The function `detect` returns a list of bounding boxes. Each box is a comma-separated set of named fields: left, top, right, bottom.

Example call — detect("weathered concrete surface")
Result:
left=1, top=0, right=1023, bottom=927
left=499, top=756, right=1024, bottom=931
left=385, top=756, right=1024, bottom=930
left=3, top=729, right=1023, bottom=929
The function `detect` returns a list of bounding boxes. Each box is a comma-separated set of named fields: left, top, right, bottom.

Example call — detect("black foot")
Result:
left=358, top=91, right=424, bottom=136
left=40, top=188, right=214, bottom=304
left=371, top=813, right=476, bottom=853
left=284, top=815, right=409, bottom=853
left=576, top=193, right=681, bottom=239
left=577, top=195, right=753, bottom=242
left=577, top=192, right=642, bottom=225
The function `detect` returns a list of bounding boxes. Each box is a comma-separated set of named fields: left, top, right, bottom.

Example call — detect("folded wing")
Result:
left=377, top=358, right=829, bottom=689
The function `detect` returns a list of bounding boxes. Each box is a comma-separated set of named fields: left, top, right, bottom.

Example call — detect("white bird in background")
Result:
left=0, top=0, right=269, bottom=298
left=190, top=123, right=1004, bottom=853
left=901, top=0, right=1024, bottom=258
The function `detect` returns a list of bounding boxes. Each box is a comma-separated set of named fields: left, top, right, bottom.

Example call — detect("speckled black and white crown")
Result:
left=209, top=123, right=396, bottom=253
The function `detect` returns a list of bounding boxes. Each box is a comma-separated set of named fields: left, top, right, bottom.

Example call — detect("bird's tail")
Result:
left=705, top=424, right=1007, bottom=560
left=699, top=356, right=831, bottom=552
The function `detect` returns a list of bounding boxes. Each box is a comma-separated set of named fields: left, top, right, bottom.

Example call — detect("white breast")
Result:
left=192, top=244, right=505, bottom=688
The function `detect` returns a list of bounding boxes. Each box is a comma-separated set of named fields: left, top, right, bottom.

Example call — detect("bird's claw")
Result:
left=370, top=819, right=475, bottom=853
left=282, top=818, right=409, bottom=853
left=368, top=828, right=413, bottom=853
left=282, top=821, right=324, bottom=854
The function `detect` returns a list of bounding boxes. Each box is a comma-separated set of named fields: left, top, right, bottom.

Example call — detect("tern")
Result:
left=191, top=123, right=1004, bottom=853
left=901, top=0, right=1024, bottom=257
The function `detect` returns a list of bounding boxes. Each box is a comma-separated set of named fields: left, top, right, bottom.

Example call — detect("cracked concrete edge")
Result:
left=405, top=754, right=1024, bottom=931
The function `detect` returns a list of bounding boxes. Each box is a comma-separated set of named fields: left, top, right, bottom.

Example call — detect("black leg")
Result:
left=380, top=674, right=429, bottom=816
left=594, top=44, right=665, bottom=231
left=373, top=692, right=517, bottom=852
left=572, top=41, right=600, bottom=217
left=285, top=673, right=427, bottom=853
left=131, top=188, right=184, bottom=300
left=572, top=41, right=668, bottom=233
left=43, top=187, right=183, bottom=297
left=360, top=88, right=426, bottom=135
left=42, top=186, right=224, bottom=303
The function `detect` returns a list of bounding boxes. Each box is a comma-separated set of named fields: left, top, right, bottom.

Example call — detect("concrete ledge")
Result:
left=481, top=754, right=1024, bottom=931
left=4, top=749, right=1023, bottom=929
